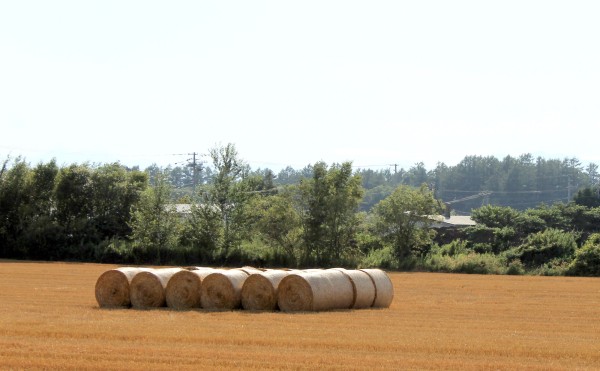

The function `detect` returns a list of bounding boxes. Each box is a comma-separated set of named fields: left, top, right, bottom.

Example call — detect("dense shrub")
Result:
left=464, top=225, right=518, bottom=254
left=471, top=205, right=520, bottom=228
left=424, top=253, right=504, bottom=275
left=94, top=239, right=135, bottom=264
left=567, top=233, right=600, bottom=276
left=360, top=245, right=399, bottom=270
left=505, top=259, right=525, bottom=275
left=431, top=240, right=469, bottom=257
left=507, top=229, right=577, bottom=268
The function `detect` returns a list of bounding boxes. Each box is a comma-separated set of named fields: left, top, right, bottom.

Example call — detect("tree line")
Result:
left=156, top=153, right=598, bottom=213
left=1, top=145, right=599, bottom=276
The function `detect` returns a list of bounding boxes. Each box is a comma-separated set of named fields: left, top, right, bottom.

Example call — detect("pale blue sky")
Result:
left=1, top=1, right=599, bottom=171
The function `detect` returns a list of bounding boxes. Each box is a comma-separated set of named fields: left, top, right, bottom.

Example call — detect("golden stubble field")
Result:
left=0, top=261, right=599, bottom=370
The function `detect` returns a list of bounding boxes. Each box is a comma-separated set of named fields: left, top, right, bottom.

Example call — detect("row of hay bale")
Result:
left=95, top=266, right=394, bottom=312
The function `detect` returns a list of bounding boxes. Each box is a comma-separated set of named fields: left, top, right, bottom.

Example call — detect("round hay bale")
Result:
left=277, top=269, right=354, bottom=312
left=333, top=268, right=376, bottom=309
left=165, top=268, right=214, bottom=309
left=359, top=268, right=394, bottom=308
left=200, top=269, right=249, bottom=310
left=130, top=268, right=183, bottom=309
left=241, top=270, right=300, bottom=311
left=95, top=267, right=152, bottom=308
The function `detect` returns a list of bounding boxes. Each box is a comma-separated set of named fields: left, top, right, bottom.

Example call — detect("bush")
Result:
left=424, top=252, right=504, bottom=275
left=94, top=239, right=135, bottom=264
left=472, top=243, right=493, bottom=254
left=359, top=245, right=399, bottom=270
left=510, top=229, right=578, bottom=267
left=505, top=259, right=525, bottom=275
left=532, top=259, right=571, bottom=276
left=464, top=225, right=518, bottom=254
left=567, top=233, right=600, bottom=276
left=435, top=239, right=469, bottom=256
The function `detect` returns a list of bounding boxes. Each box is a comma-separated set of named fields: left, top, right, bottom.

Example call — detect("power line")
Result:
left=172, top=152, right=204, bottom=192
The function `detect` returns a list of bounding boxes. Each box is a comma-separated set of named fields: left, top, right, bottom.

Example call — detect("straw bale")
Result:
left=241, top=270, right=300, bottom=311
left=359, top=268, right=394, bottom=308
left=95, top=267, right=152, bottom=308
left=200, top=269, right=249, bottom=310
left=333, top=268, right=376, bottom=309
left=130, top=268, right=183, bottom=309
left=165, top=268, right=214, bottom=309
left=277, top=269, right=354, bottom=311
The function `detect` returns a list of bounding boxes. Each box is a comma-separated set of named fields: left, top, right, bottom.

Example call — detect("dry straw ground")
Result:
left=0, top=261, right=599, bottom=370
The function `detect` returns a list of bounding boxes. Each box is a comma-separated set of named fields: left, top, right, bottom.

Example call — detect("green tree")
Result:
left=130, top=174, right=179, bottom=264
left=297, top=161, right=364, bottom=265
left=568, top=233, right=600, bottom=276
left=373, top=184, right=441, bottom=265
left=179, top=198, right=223, bottom=263
left=573, top=186, right=600, bottom=208
left=90, top=163, right=148, bottom=239
left=471, top=205, right=520, bottom=228
left=250, top=189, right=302, bottom=261
left=54, top=164, right=93, bottom=232
left=0, top=157, right=32, bottom=257
left=23, top=160, right=61, bottom=260
left=202, top=143, right=254, bottom=257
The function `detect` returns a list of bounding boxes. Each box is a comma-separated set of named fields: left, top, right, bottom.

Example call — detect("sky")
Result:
left=1, top=1, right=599, bottom=172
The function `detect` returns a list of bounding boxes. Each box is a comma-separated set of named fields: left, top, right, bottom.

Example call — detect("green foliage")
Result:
left=505, top=259, right=525, bottom=275
left=0, top=158, right=33, bottom=257
left=129, top=174, right=180, bottom=265
left=567, top=233, right=600, bottom=276
left=297, top=161, right=364, bottom=266
left=530, top=259, right=571, bottom=276
left=360, top=184, right=394, bottom=211
left=513, top=212, right=547, bottom=235
left=373, top=184, right=440, bottom=262
left=471, top=205, right=520, bottom=228
left=204, top=143, right=253, bottom=255
left=573, top=186, right=600, bottom=208
left=506, top=229, right=578, bottom=268
left=94, top=238, right=135, bottom=264
left=425, top=253, right=505, bottom=275
left=461, top=224, right=511, bottom=255
left=179, top=201, right=224, bottom=264
left=3, top=150, right=600, bottom=276
left=249, top=190, right=302, bottom=263
left=89, top=163, right=147, bottom=239
left=360, top=245, right=399, bottom=270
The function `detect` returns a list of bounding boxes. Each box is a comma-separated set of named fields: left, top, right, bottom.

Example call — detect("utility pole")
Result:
left=173, top=152, right=203, bottom=194
left=390, top=163, right=398, bottom=174
left=187, top=152, right=203, bottom=194
left=191, top=152, right=198, bottom=191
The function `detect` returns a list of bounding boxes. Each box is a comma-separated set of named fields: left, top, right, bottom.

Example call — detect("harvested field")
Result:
left=0, top=261, right=599, bottom=370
